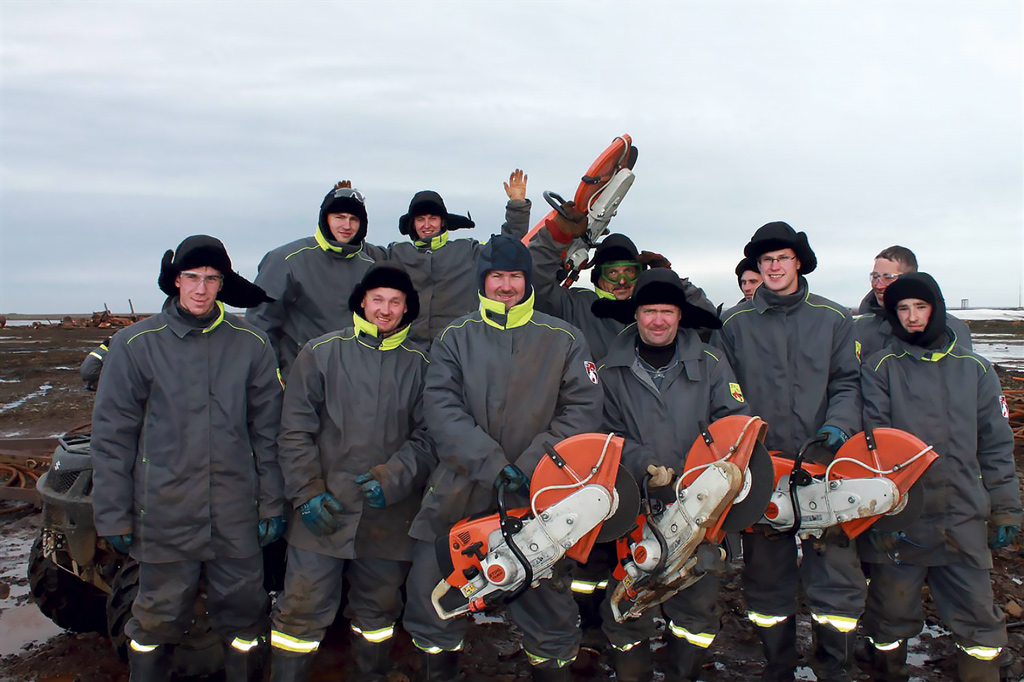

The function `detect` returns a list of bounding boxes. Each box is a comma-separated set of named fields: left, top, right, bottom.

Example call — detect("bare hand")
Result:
left=647, top=464, right=676, bottom=488
left=503, top=169, right=528, bottom=201
left=334, top=180, right=352, bottom=189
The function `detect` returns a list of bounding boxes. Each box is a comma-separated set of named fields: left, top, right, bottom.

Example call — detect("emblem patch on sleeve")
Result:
left=855, top=340, right=862, bottom=363
left=999, top=395, right=1009, bottom=419
left=729, top=382, right=745, bottom=403
left=584, top=361, right=599, bottom=385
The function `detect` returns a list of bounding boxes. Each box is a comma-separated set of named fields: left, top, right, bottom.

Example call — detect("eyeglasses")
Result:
left=869, top=272, right=901, bottom=284
left=180, top=271, right=224, bottom=286
left=333, top=188, right=366, bottom=203
left=758, top=254, right=795, bottom=266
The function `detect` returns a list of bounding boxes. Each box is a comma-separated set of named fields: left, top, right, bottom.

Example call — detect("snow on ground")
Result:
left=951, top=308, right=1024, bottom=320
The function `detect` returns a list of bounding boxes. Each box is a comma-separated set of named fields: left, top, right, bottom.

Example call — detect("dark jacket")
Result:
left=278, top=315, right=435, bottom=561
left=408, top=291, right=604, bottom=542
left=855, top=290, right=972, bottom=359
left=386, top=199, right=531, bottom=346
left=80, top=341, right=108, bottom=389
left=91, top=301, right=286, bottom=563
left=712, top=278, right=862, bottom=454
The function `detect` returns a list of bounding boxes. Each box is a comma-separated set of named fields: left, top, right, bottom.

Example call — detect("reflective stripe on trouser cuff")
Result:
left=231, top=636, right=262, bottom=652
left=351, top=623, right=396, bottom=643
left=868, top=638, right=903, bottom=651
left=668, top=621, right=715, bottom=648
left=525, top=651, right=575, bottom=667
left=270, top=630, right=320, bottom=653
left=597, top=579, right=608, bottom=589
left=412, top=639, right=463, bottom=654
left=957, top=644, right=1002, bottom=660
left=747, top=612, right=789, bottom=628
left=811, top=614, right=858, bottom=633
left=611, top=640, right=644, bottom=652
left=129, top=640, right=159, bottom=653
left=570, top=580, right=600, bottom=594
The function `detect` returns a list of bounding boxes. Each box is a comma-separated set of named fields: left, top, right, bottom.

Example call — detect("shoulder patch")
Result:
left=729, top=382, right=745, bottom=403
left=999, top=395, right=1009, bottom=419
left=855, top=340, right=862, bottom=363
left=584, top=361, right=599, bottom=385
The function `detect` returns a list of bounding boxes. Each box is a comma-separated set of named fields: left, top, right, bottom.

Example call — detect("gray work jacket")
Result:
left=278, top=315, right=435, bottom=561
left=855, top=291, right=972, bottom=360
left=92, top=301, right=286, bottom=563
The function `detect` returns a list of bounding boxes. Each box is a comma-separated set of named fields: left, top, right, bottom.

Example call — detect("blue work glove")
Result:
left=867, top=529, right=904, bottom=553
left=494, top=464, right=529, bottom=493
left=816, top=426, right=849, bottom=454
left=354, top=472, right=386, bottom=509
left=989, top=525, right=1019, bottom=550
left=299, top=492, right=344, bottom=536
left=257, top=515, right=287, bottom=547
left=106, top=534, right=132, bottom=554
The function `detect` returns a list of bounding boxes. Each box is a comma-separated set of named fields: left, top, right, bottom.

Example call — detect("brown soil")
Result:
left=1, top=326, right=1022, bottom=681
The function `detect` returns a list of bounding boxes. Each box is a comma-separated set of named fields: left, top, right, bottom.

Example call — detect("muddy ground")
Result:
left=1, top=325, right=1022, bottom=681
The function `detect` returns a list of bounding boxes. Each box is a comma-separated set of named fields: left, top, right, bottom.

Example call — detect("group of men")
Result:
left=88, top=171, right=1020, bottom=682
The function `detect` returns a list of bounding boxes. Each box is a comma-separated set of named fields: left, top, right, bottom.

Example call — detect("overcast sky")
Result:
left=1, top=0, right=1021, bottom=314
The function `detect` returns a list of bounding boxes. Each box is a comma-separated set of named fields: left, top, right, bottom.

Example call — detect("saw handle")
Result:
left=543, top=190, right=573, bottom=220
left=787, top=433, right=829, bottom=535
left=639, top=473, right=669, bottom=572
left=496, top=485, right=532, bottom=603
left=543, top=442, right=568, bottom=469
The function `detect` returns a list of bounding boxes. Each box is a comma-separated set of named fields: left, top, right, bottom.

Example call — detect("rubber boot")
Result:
left=612, top=641, right=653, bottom=682
left=956, top=649, right=999, bottom=682
left=756, top=618, right=798, bottom=682
left=270, top=648, right=316, bottom=682
left=809, top=622, right=855, bottom=682
left=127, top=642, right=173, bottom=682
left=531, top=662, right=573, bottom=682
left=351, top=633, right=394, bottom=682
left=665, top=636, right=705, bottom=682
left=224, top=637, right=267, bottom=682
left=870, top=641, right=909, bottom=682
left=416, top=649, right=461, bottom=682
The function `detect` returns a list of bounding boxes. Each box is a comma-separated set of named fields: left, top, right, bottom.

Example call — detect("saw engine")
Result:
left=431, top=433, right=639, bottom=620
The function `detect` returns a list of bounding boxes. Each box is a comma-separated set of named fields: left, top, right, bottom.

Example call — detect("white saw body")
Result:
left=761, top=474, right=902, bottom=538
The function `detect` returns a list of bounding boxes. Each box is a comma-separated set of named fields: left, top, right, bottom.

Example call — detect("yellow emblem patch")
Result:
left=855, top=340, right=862, bottom=363
left=729, top=382, right=745, bottom=403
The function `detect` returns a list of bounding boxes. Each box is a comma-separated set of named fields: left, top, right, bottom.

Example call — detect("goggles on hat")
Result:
left=599, top=261, right=640, bottom=285
left=332, top=187, right=366, bottom=203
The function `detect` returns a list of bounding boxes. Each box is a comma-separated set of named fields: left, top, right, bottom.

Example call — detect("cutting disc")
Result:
left=869, top=480, right=925, bottom=532
left=719, top=441, right=775, bottom=532
left=596, top=465, right=641, bottom=543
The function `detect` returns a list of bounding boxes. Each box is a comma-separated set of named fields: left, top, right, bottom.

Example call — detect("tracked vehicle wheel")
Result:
left=28, top=537, right=107, bottom=634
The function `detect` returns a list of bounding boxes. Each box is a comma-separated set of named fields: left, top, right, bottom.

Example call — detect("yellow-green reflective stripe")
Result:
left=956, top=644, right=1001, bottom=660
left=668, top=621, right=715, bottom=648
left=270, top=630, right=319, bottom=653
left=869, top=638, right=903, bottom=651
left=811, top=614, right=858, bottom=633
left=596, top=579, right=609, bottom=589
left=89, top=351, right=104, bottom=360
left=351, top=624, right=395, bottom=643
left=129, top=640, right=159, bottom=653
left=525, top=651, right=574, bottom=667
left=412, top=639, right=463, bottom=654
left=231, top=636, right=260, bottom=652
left=570, top=580, right=599, bottom=594
left=611, top=640, right=644, bottom=652
left=747, top=612, right=788, bottom=627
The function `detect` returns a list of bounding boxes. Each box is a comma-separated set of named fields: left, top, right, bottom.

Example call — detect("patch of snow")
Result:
left=954, top=308, right=1024, bottom=321
left=0, top=383, right=53, bottom=414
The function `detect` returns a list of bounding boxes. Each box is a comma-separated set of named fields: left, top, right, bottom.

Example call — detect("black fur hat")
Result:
left=735, top=256, right=759, bottom=283
left=158, top=235, right=271, bottom=308
left=592, top=268, right=722, bottom=330
left=743, top=221, right=817, bottom=274
left=318, top=186, right=369, bottom=245
left=398, top=190, right=474, bottom=238
left=347, top=264, right=420, bottom=329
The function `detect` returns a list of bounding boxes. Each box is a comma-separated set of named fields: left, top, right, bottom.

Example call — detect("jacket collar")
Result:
left=892, top=331, right=956, bottom=362
left=594, top=287, right=616, bottom=300
left=753, top=276, right=809, bottom=313
left=166, top=300, right=225, bottom=338
left=352, top=312, right=411, bottom=351
left=413, top=231, right=449, bottom=251
left=480, top=289, right=535, bottom=329
left=314, top=227, right=364, bottom=258
left=602, top=325, right=704, bottom=369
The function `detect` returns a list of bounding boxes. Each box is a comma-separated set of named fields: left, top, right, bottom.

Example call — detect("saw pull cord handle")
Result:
left=496, top=485, right=532, bottom=604
left=640, top=473, right=669, bottom=573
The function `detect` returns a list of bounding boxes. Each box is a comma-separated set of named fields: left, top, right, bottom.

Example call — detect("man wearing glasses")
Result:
left=92, top=235, right=286, bottom=682
left=855, top=245, right=972, bottom=358
left=713, top=222, right=864, bottom=682
left=247, top=181, right=379, bottom=380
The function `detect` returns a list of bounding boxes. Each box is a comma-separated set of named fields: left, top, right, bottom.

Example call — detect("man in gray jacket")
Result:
left=79, top=336, right=110, bottom=390
left=247, top=182, right=380, bottom=380
left=859, top=273, right=1020, bottom=682
left=92, top=235, right=287, bottom=682
left=270, top=264, right=435, bottom=682
left=855, top=244, right=972, bottom=358
left=713, top=222, right=863, bottom=682
left=386, top=170, right=531, bottom=346
left=594, top=269, right=749, bottom=682
left=402, top=235, right=603, bottom=682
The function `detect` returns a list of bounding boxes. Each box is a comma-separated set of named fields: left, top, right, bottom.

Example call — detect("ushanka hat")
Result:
left=743, top=221, right=817, bottom=275
left=592, top=268, right=722, bottom=330
left=735, top=256, right=759, bottom=283
left=398, top=190, right=474, bottom=238
left=158, top=235, right=272, bottom=308
left=318, top=185, right=369, bottom=245
left=347, top=264, right=420, bottom=329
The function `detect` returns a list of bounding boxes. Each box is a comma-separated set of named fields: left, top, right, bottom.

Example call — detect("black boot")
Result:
left=351, top=633, right=394, bottom=682
left=870, top=640, right=909, bottom=682
left=127, top=642, right=173, bottom=682
left=531, top=662, right=572, bottom=682
left=956, top=648, right=999, bottom=682
left=224, top=637, right=267, bottom=682
left=270, top=648, right=316, bottom=682
left=612, top=641, right=653, bottom=682
left=665, top=636, right=706, bottom=682
left=809, top=622, right=855, bottom=682
left=416, top=649, right=461, bottom=682
left=757, top=618, right=797, bottom=682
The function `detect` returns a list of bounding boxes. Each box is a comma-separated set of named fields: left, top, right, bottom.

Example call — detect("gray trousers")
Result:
left=863, top=561, right=1007, bottom=649
left=742, top=532, right=866, bottom=621
left=272, top=545, right=409, bottom=643
left=403, top=540, right=581, bottom=663
left=600, top=573, right=722, bottom=649
left=127, top=554, right=268, bottom=645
